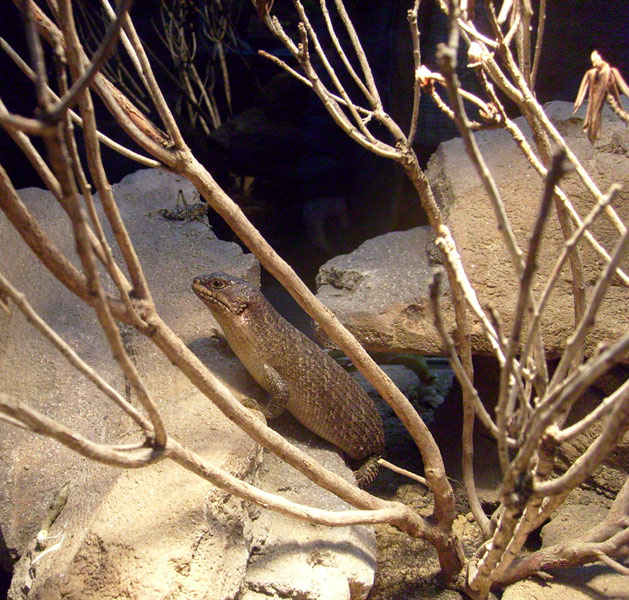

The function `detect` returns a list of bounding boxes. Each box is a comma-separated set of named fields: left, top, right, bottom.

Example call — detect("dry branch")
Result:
left=1, top=2, right=628, bottom=598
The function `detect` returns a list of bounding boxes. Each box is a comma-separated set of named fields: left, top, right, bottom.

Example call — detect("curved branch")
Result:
left=0, top=393, right=162, bottom=467
left=0, top=271, right=151, bottom=432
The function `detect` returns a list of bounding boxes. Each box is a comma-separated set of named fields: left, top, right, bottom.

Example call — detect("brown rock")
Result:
left=2, top=169, right=376, bottom=599
left=316, top=101, right=628, bottom=362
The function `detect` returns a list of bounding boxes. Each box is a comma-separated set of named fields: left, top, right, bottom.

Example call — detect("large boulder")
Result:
left=316, top=101, right=629, bottom=361
left=0, top=169, right=375, bottom=599
left=316, top=226, right=447, bottom=356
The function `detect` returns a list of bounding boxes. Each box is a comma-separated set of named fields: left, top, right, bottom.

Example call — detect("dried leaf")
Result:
left=573, top=71, right=591, bottom=113
left=611, top=67, right=629, bottom=98
left=573, top=51, right=628, bottom=143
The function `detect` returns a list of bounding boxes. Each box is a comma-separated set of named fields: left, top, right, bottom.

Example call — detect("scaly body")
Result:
left=192, top=272, right=385, bottom=487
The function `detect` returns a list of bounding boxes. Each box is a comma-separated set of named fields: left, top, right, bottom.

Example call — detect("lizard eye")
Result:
left=210, top=279, right=226, bottom=290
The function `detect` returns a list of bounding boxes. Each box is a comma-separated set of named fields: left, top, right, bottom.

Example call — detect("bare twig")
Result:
left=407, top=0, right=423, bottom=146
left=0, top=110, right=51, bottom=135
left=497, top=151, right=568, bottom=471
left=319, top=0, right=373, bottom=104
left=47, top=0, right=133, bottom=120
left=549, top=226, right=629, bottom=391
left=56, top=0, right=167, bottom=446
left=558, top=377, right=629, bottom=443
left=0, top=271, right=150, bottom=432
left=0, top=35, right=159, bottom=166
left=530, top=0, right=546, bottom=88
left=521, top=184, right=622, bottom=369
left=430, top=270, right=492, bottom=537
left=496, top=481, right=629, bottom=587
left=428, top=270, right=504, bottom=444
left=378, top=458, right=430, bottom=489
left=435, top=226, right=505, bottom=363
left=0, top=393, right=162, bottom=467
left=592, top=549, right=629, bottom=576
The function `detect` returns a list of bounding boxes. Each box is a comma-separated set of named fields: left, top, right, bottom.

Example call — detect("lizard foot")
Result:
left=352, top=454, right=381, bottom=488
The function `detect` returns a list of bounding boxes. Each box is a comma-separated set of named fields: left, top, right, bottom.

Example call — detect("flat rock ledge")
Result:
left=0, top=169, right=375, bottom=600
left=316, top=101, right=628, bottom=362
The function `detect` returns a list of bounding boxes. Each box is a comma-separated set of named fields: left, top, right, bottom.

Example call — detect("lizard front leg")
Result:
left=259, top=364, right=289, bottom=418
left=240, top=364, right=289, bottom=419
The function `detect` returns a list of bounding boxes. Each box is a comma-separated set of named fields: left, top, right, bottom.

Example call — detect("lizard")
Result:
left=192, top=272, right=385, bottom=487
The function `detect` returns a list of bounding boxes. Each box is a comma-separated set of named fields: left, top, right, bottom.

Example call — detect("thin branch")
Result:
left=429, top=270, right=492, bottom=537
left=521, top=184, right=622, bottom=368
left=533, top=346, right=629, bottom=497
left=498, top=151, right=568, bottom=470
left=319, top=0, right=373, bottom=104
left=100, top=0, right=185, bottom=149
left=14, top=0, right=175, bottom=163
left=0, top=271, right=151, bottom=432
left=472, top=60, right=628, bottom=287
left=257, top=49, right=372, bottom=118
left=97, top=0, right=150, bottom=90
left=379, top=458, right=430, bottom=489
left=437, top=37, right=524, bottom=277
left=0, top=389, right=439, bottom=536
left=530, top=0, right=546, bottom=89
left=549, top=226, right=629, bottom=391
left=0, top=95, right=147, bottom=299
left=169, top=436, right=426, bottom=529
left=22, top=0, right=50, bottom=107
left=0, top=393, right=161, bottom=467
left=53, top=54, right=140, bottom=325
left=559, top=377, right=629, bottom=443
left=331, top=0, right=381, bottom=105
left=47, top=0, right=133, bottom=120
left=407, top=1, right=422, bottom=146
left=435, top=226, right=505, bottom=363
left=490, top=23, right=590, bottom=329
left=592, top=549, right=629, bottom=576
left=497, top=32, right=626, bottom=237
left=504, top=333, right=629, bottom=502
left=291, top=1, right=378, bottom=144
left=437, top=9, right=549, bottom=466
left=496, top=493, right=629, bottom=587
left=55, top=0, right=167, bottom=447
left=0, top=110, right=52, bottom=135
left=0, top=165, right=90, bottom=303
left=0, top=35, right=159, bottom=166
left=57, top=0, right=154, bottom=304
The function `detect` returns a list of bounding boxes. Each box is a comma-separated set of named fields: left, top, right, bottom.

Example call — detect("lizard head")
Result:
left=192, top=272, right=258, bottom=316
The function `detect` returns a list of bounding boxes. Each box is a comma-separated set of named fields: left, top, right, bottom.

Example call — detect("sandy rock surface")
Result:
left=316, top=101, right=629, bottom=361
left=0, top=169, right=375, bottom=600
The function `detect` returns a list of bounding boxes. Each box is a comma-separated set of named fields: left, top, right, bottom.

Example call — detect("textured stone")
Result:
left=1, top=169, right=376, bottom=599
left=242, top=416, right=377, bottom=600
left=316, top=101, right=629, bottom=362
left=316, top=226, right=448, bottom=355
